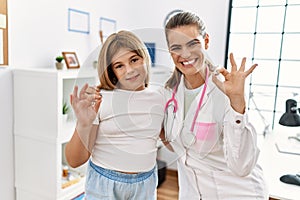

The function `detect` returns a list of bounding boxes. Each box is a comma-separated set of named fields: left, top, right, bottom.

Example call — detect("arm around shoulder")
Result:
left=159, top=128, right=174, bottom=152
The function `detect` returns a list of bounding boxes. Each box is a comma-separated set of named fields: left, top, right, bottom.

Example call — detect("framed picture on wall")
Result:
left=99, top=17, right=117, bottom=42
left=62, top=52, right=80, bottom=69
left=68, top=8, right=90, bottom=34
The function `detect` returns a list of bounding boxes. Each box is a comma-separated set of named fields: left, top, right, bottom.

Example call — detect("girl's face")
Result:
left=167, top=25, right=209, bottom=77
left=110, top=48, right=147, bottom=91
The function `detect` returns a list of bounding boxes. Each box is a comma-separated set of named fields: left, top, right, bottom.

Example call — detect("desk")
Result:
left=258, top=132, right=300, bottom=200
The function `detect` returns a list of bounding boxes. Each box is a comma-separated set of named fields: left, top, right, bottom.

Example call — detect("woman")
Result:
left=162, top=11, right=268, bottom=199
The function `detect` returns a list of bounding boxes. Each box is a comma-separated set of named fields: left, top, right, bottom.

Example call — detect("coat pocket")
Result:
left=193, top=122, right=219, bottom=155
left=195, top=122, right=216, bottom=141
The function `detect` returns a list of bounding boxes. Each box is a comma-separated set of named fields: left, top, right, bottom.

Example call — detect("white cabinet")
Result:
left=14, top=68, right=98, bottom=200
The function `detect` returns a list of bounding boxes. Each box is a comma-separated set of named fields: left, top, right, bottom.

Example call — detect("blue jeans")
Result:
left=85, top=161, right=158, bottom=200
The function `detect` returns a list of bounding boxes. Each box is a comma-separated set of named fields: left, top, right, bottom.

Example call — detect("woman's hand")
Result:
left=212, top=53, right=257, bottom=114
left=70, top=83, right=102, bottom=127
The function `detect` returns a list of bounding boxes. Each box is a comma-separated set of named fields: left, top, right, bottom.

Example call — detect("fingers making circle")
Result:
left=85, top=85, right=102, bottom=108
left=217, top=67, right=229, bottom=77
left=71, top=83, right=102, bottom=111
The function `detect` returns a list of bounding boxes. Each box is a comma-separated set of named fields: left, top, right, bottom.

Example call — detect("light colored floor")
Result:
left=157, top=170, right=179, bottom=200
left=157, top=170, right=277, bottom=200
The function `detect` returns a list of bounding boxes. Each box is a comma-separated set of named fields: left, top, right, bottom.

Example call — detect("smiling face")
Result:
left=110, top=48, right=147, bottom=91
left=167, top=25, right=209, bottom=79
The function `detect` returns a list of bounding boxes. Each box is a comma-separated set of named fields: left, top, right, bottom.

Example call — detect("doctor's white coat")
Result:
left=163, top=74, right=268, bottom=200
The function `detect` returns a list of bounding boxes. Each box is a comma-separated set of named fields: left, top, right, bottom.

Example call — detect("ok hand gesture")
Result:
left=70, top=83, right=102, bottom=127
left=212, top=53, right=257, bottom=114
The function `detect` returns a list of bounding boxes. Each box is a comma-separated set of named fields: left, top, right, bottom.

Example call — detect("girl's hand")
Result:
left=212, top=53, right=257, bottom=114
left=70, top=83, right=102, bottom=127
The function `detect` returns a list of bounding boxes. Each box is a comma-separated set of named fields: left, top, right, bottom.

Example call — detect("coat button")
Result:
left=236, top=120, right=241, bottom=124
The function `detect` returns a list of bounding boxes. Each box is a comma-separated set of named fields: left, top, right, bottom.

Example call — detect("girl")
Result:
left=162, top=11, right=268, bottom=199
left=65, top=30, right=164, bottom=200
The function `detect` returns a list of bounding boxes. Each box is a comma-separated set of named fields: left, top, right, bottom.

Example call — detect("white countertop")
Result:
left=258, top=131, right=300, bottom=200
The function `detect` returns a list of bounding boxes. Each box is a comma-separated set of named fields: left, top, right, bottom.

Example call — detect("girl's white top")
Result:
left=92, top=88, right=164, bottom=172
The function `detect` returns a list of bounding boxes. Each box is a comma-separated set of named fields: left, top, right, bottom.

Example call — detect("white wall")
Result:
left=0, top=68, right=14, bottom=200
left=1, top=0, right=230, bottom=199
left=8, top=0, right=229, bottom=69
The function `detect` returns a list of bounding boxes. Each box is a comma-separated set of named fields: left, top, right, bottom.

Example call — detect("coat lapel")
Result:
left=175, top=76, right=185, bottom=124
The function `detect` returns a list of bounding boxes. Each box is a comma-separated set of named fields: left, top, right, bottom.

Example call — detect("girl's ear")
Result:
left=204, top=34, right=210, bottom=50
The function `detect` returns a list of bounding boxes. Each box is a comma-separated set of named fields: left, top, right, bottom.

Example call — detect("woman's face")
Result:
left=110, top=48, right=147, bottom=91
left=167, top=25, right=209, bottom=77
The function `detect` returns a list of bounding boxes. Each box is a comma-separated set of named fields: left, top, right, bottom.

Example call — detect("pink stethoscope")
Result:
left=163, top=67, right=209, bottom=143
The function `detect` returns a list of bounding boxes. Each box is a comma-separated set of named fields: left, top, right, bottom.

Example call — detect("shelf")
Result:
left=60, top=176, right=86, bottom=200
left=58, top=68, right=97, bottom=79
left=14, top=68, right=95, bottom=200
left=60, top=163, right=87, bottom=199
left=61, top=175, right=85, bottom=190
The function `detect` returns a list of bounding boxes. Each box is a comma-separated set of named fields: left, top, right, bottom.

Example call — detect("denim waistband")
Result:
left=89, top=161, right=156, bottom=183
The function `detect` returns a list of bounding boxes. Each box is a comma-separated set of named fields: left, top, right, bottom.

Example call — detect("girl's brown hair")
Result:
left=164, top=11, right=207, bottom=89
left=97, top=30, right=151, bottom=90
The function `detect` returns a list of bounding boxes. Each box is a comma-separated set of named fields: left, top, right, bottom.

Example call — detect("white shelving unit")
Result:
left=13, top=68, right=97, bottom=200
left=13, top=66, right=172, bottom=200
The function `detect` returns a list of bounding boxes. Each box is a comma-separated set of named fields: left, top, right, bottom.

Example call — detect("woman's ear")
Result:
left=204, top=34, right=210, bottom=50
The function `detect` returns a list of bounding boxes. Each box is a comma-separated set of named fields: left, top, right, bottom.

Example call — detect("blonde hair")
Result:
left=97, top=30, right=151, bottom=90
left=164, top=11, right=207, bottom=89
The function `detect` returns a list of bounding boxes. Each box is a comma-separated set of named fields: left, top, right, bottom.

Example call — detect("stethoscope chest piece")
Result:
left=164, top=103, right=178, bottom=142
left=181, top=128, right=196, bottom=148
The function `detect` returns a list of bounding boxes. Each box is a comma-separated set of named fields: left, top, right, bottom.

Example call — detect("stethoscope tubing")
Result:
left=164, top=67, right=209, bottom=142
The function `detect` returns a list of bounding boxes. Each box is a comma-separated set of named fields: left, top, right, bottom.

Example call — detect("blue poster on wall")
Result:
left=144, top=42, right=156, bottom=67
